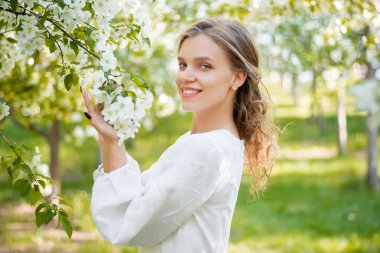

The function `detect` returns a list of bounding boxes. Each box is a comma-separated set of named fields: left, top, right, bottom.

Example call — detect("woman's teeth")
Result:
left=183, top=89, right=201, bottom=94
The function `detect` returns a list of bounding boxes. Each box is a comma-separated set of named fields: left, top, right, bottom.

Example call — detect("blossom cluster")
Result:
left=27, top=146, right=52, bottom=196
left=0, top=102, right=10, bottom=120
left=0, top=0, right=151, bottom=74
left=90, top=86, right=153, bottom=146
left=0, top=0, right=154, bottom=142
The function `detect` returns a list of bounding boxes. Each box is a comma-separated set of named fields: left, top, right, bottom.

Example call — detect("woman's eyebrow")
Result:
left=177, top=56, right=214, bottom=62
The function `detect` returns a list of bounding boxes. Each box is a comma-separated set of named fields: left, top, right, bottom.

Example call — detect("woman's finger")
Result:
left=81, top=86, right=96, bottom=115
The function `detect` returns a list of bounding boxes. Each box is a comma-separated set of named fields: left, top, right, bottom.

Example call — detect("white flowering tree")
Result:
left=245, top=0, right=379, bottom=188
left=303, top=0, right=380, bottom=189
left=0, top=0, right=155, bottom=238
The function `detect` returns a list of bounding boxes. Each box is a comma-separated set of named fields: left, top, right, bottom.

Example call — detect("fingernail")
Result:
left=84, top=112, right=91, bottom=119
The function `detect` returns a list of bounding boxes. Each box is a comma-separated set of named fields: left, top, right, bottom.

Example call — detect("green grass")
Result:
left=0, top=87, right=379, bottom=252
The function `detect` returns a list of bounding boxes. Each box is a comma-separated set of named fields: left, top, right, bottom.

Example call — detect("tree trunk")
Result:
left=310, top=71, right=317, bottom=121
left=363, top=24, right=379, bottom=189
left=46, top=120, right=61, bottom=198
left=291, top=72, right=301, bottom=108
left=337, top=74, right=347, bottom=156
left=366, top=111, right=379, bottom=190
left=309, top=71, right=325, bottom=134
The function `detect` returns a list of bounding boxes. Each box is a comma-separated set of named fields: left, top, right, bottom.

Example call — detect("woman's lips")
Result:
left=180, top=88, right=202, bottom=98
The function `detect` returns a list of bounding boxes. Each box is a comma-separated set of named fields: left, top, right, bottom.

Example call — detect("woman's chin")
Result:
left=180, top=103, right=195, bottom=112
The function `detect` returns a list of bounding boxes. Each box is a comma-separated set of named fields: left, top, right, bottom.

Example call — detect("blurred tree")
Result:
left=259, top=0, right=379, bottom=187
left=0, top=52, right=84, bottom=197
left=312, top=0, right=380, bottom=189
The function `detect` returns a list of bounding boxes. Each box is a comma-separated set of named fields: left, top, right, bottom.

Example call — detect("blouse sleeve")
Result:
left=90, top=135, right=222, bottom=247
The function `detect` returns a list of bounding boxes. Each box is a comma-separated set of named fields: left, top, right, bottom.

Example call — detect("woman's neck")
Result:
left=190, top=105, right=238, bottom=138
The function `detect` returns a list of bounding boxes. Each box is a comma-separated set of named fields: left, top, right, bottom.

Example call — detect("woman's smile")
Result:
left=180, top=87, right=203, bottom=98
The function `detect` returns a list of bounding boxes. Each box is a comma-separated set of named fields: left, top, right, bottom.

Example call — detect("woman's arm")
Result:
left=91, top=135, right=222, bottom=247
left=81, top=87, right=127, bottom=172
left=98, top=137, right=127, bottom=173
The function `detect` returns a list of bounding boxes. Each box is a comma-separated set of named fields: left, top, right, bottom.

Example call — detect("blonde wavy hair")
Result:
left=178, top=18, right=278, bottom=193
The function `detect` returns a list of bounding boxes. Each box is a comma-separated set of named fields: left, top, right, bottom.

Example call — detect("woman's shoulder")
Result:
left=176, top=129, right=244, bottom=153
left=181, top=129, right=243, bottom=144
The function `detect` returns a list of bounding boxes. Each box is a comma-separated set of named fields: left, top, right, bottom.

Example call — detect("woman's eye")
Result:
left=200, top=64, right=211, bottom=70
left=178, top=63, right=186, bottom=69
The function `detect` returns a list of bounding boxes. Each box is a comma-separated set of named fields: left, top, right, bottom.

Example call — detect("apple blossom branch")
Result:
left=0, top=1, right=100, bottom=60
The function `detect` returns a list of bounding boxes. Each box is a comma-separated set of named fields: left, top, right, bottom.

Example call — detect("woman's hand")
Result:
left=81, top=86, right=118, bottom=144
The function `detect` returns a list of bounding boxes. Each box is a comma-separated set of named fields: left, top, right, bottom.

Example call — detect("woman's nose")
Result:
left=178, top=67, right=196, bottom=83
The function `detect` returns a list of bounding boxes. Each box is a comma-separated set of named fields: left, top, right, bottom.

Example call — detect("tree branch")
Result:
left=46, top=18, right=100, bottom=60
left=0, top=2, right=100, bottom=60
left=0, top=28, right=17, bottom=36
left=10, top=114, right=48, bottom=138
left=37, top=19, right=65, bottom=65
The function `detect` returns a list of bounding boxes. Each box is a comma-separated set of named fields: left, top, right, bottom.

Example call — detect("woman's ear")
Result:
left=231, top=71, right=247, bottom=90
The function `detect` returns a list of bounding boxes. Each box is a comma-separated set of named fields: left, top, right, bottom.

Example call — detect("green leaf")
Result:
left=37, top=180, right=46, bottom=189
left=45, top=35, right=54, bottom=53
left=69, top=41, right=79, bottom=55
left=7, top=165, right=13, bottom=178
left=83, top=2, right=95, bottom=16
left=64, top=71, right=80, bottom=91
left=6, top=37, right=17, bottom=43
left=59, top=210, right=72, bottom=238
left=12, top=157, right=22, bottom=168
left=30, top=186, right=42, bottom=205
left=130, top=73, right=150, bottom=92
left=2, top=155, right=15, bottom=178
left=58, top=208, right=69, bottom=217
left=48, top=39, right=57, bottom=54
left=72, top=72, right=79, bottom=86
left=122, top=90, right=137, bottom=99
left=80, top=65, right=95, bottom=70
left=10, top=0, right=18, bottom=12
left=19, top=164, right=32, bottom=174
left=36, top=174, right=54, bottom=185
left=56, top=0, right=66, bottom=8
left=43, top=210, right=55, bottom=224
left=36, top=210, right=44, bottom=227
left=9, top=158, right=21, bottom=178
left=103, top=71, right=111, bottom=78
left=35, top=206, right=56, bottom=227
left=35, top=203, right=48, bottom=215
left=51, top=35, right=61, bottom=41
left=142, top=37, right=151, bottom=47
left=64, top=73, right=73, bottom=91
left=59, top=199, right=73, bottom=209
left=62, top=37, right=69, bottom=45
left=14, top=144, right=33, bottom=160
left=14, top=178, right=31, bottom=196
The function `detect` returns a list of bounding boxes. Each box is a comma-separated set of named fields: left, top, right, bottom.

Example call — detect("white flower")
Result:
left=100, top=47, right=117, bottom=72
left=115, top=95, right=135, bottom=116
left=0, top=102, right=10, bottom=120
left=102, top=104, right=119, bottom=125
left=29, top=146, right=42, bottom=169
left=95, top=87, right=153, bottom=145
left=25, top=146, right=52, bottom=196
left=89, top=88, right=111, bottom=105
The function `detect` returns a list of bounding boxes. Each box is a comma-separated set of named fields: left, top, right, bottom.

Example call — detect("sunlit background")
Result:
left=0, top=0, right=379, bottom=252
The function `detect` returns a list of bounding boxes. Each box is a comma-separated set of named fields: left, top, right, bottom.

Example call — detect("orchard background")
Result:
left=0, top=0, right=379, bottom=252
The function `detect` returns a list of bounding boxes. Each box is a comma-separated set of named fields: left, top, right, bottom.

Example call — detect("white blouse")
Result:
left=91, top=129, right=245, bottom=253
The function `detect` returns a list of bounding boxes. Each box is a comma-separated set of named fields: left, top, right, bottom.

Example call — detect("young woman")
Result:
left=81, top=18, right=277, bottom=253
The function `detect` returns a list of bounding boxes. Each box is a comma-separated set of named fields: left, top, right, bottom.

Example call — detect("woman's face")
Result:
left=176, top=34, right=237, bottom=114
